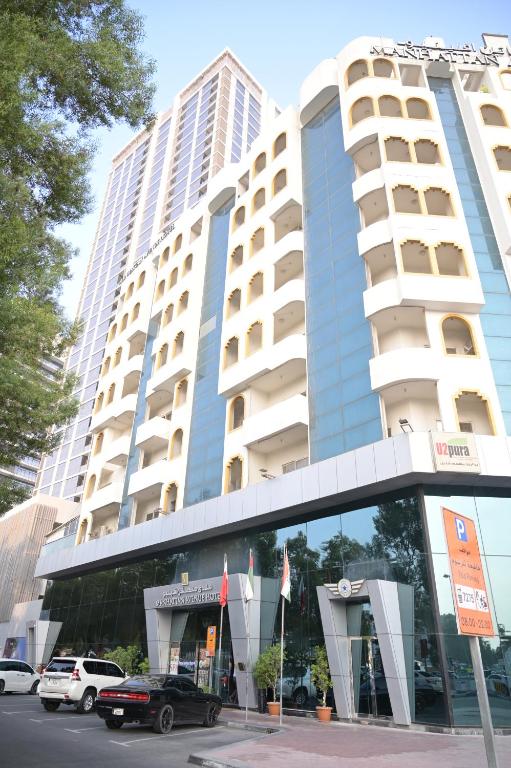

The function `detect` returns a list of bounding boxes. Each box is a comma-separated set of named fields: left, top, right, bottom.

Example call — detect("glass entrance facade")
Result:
left=41, top=486, right=511, bottom=727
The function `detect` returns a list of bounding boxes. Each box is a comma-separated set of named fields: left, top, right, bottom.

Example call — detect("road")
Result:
left=0, top=692, right=254, bottom=768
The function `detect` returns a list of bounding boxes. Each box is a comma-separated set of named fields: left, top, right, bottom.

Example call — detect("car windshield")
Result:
left=45, top=659, right=77, bottom=673
left=122, top=675, right=165, bottom=688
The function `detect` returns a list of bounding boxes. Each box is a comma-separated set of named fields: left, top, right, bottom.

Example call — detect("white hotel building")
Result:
left=33, top=35, right=511, bottom=729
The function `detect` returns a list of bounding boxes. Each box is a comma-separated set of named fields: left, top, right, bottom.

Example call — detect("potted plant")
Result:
left=253, top=644, right=285, bottom=716
left=311, top=645, right=332, bottom=722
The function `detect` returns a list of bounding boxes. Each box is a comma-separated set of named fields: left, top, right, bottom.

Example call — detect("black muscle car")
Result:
left=95, top=674, right=222, bottom=733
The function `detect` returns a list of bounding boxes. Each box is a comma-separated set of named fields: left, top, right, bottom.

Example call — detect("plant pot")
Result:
left=267, top=701, right=281, bottom=716
left=316, top=706, right=332, bottom=722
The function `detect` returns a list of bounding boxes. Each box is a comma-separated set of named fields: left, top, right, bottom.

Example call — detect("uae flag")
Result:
left=219, top=554, right=228, bottom=607
left=281, top=545, right=291, bottom=602
left=245, top=548, right=254, bottom=601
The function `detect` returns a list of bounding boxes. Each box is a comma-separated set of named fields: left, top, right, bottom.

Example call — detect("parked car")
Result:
left=38, top=657, right=126, bottom=713
left=277, top=666, right=315, bottom=707
left=95, top=674, right=222, bottom=733
left=486, top=672, right=511, bottom=698
left=0, top=659, right=40, bottom=694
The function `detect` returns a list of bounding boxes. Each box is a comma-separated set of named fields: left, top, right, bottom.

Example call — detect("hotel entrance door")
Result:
left=350, top=636, right=392, bottom=718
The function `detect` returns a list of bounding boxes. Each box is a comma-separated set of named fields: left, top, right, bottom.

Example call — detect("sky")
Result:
left=58, top=0, right=511, bottom=318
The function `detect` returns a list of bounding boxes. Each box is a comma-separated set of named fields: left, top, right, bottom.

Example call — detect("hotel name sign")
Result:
left=370, top=40, right=511, bottom=67
left=155, top=582, right=220, bottom=609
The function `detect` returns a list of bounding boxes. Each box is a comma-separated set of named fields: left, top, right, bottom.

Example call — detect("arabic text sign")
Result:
left=442, top=507, right=494, bottom=637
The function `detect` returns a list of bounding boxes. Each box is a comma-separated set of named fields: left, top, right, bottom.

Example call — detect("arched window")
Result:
left=224, top=337, right=239, bottom=367
left=178, top=291, right=189, bottom=314
left=106, top=383, right=115, bottom=405
left=406, top=98, right=431, bottom=120
left=94, top=432, right=104, bottom=456
left=273, top=169, right=287, bottom=196
left=126, top=283, right=134, bottom=300
left=273, top=132, right=287, bottom=158
left=246, top=321, right=263, bottom=355
left=183, top=254, right=193, bottom=275
left=435, top=243, right=467, bottom=276
left=175, top=378, right=188, bottom=407
left=156, top=279, right=165, bottom=300
left=346, top=59, right=369, bottom=86
left=162, top=482, right=177, bottom=513
left=159, top=247, right=170, bottom=268
left=251, top=227, right=265, bottom=256
left=378, top=95, right=402, bottom=118
left=85, top=474, right=96, bottom=500
left=170, top=429, right=183, bottom=458
left=120, top=313, right=128, bottom=332
left=157, top=343, right=168, bottom=368
left=249, top=272, right=263, bottom=302
left=233, top=206, right=245, bottom=229
left=113, top=346, right=122, bottom=367
left=401, top=240, right=432, bottom=273
left=137, top=271, right=146, bottom=289
left=230, top=245, right=243, bottom=271
left=414, top=139, right=440, bottom=164
left=442, top=316, right=476, bottom=356
left=227, top=289, right=241, bottom=317
left=230, top=396, right=245, bottom=430
left=169, top=267, right=178, bottom=288
left=254, top=152, right=266, bottom=175
left=173, top=331, right=184, bottom=357
left=494, top=146, right=511, bottom=171
left=393, top=185, right=421, bottom=214
left=226, top=457, right=243, bottom=492
left=455, top=391, right=493, bottom=435
left=174, top=233, right=183, bottom=253
left=108, top=323, right=117, bottom=342
left=480, top=104, right=507, bottom=127
left=500, top=70, right=511, bottom=90
left=95, top=392, right=104, bottom=413
left=253, top=188, right=265, bottom=212
left=102, top=357, right=111, bottom=376
left=372, top=58, right=395, bottom=78
left=424, top=188, right=453, bottom=216
left=163, top=303, right=174, bottom=326
left=351, top=97, right=374, bottom=125
left=385, top=137, right=411, bottom=162
left=131, top=302, right=140, bottom=322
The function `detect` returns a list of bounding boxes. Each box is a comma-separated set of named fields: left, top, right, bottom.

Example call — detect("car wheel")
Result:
left=42, top=699, right=60, bottom=712
left=293, top=687, right=308, bottom=708
left=0, top=681, right=4, bottom=695
left=152, top=704, right=174, bottom=734
left=105, top=720, right=123, bottom=730
left=76, top=688, right=96, bottom=714
left=30, top=680, right=39, bottom=695
left=203, top=704, right=219, bottom=728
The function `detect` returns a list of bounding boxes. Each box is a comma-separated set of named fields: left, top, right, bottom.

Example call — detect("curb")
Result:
left=189, top=720, right=280, bottom=767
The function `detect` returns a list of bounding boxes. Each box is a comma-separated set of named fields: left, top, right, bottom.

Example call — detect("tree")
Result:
left=103, top=645, right=149, bottom=675
left=0, top=2, right=155, bottom=514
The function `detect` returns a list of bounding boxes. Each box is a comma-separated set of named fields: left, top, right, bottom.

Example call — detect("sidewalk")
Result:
left=190, top=709, right=511, bottom=768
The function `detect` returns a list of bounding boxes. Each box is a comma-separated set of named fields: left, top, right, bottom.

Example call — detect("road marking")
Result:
left=64, top=725, right=105, bottom=733
left=2, top=710, right=41, bottom=715
left=110, top=727, right=205, bottom=747
left=29, top=716, right=68, bottom=723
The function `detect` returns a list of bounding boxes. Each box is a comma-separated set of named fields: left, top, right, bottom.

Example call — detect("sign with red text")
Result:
left=442, top=507, right=494, bottom=637
left=431, top=432, right=480, bottom=473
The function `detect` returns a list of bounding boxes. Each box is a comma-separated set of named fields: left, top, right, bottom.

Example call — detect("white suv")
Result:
left=39, top=657, right=126, bottom=713
left=0, top=659, right=40, bottom=694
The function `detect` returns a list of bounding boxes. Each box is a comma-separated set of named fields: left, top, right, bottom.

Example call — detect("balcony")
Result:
left=100, top=434, right=131, bottom=466
left=357, top=219, right=392, bottom=256
left=128, top=458, right=173, bottom=498
left=370, top=347, right=441, bottom=391
left=242, top=394, right=309, bottom=452
left=272, top=279, right=305, bottom=313
left=146, top=354, right=192, bottom=397
left=363, top=274, right=485, bottom=317
left=90, top=393, right=137, bottom=433
left=135, top=416, right=173, bottom=452
left=81, top=480, right=123, bottom=515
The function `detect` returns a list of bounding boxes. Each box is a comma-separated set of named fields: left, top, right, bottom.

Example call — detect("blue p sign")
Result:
left=455, top=517, right=467, bottom=541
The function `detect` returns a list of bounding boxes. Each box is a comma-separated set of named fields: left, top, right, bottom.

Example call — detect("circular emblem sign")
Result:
left=337, top=578, right=352, bottom=599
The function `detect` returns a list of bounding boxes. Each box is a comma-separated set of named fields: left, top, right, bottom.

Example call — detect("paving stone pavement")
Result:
left=191, top=710, right=511, bottom=768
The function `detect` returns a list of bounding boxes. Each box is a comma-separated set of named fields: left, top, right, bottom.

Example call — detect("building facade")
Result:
left=35, top=34, right=511, bottom=729
left=36, top=50, right=273, bottom=504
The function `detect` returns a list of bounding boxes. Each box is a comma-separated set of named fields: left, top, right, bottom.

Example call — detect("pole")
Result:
left=279, top=595, right=285, bottom=726
left=216, top=605, right=224, bottom=697
left=469, top=636, right=499, bottom=768
left=245, top=598, right=250, bottom=722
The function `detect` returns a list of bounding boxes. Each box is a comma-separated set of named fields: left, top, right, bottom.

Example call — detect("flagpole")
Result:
left=217, top=603, right=224, bottom=697
left=245, top=596, right=250, bottom=722
left=279, top=593, right=285, bottom=726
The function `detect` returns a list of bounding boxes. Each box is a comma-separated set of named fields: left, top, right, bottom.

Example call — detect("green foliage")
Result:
left=253, top=644, right=284, bottom=702
left=311, top=645, right=331, bottom=707
left=0, top=1, right=155, bottom=514
left=103, top=645, right=148, bottom=675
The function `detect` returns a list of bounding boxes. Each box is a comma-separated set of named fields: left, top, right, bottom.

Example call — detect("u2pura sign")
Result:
left=155, top=582, right=220, bottom=609
left=431, top=432, right=480, bottom=473
left=370, top=40, right=511, bottom=67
